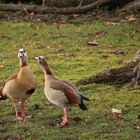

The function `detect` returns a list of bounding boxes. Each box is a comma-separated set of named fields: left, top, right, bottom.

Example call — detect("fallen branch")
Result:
left=0, top=0, right=112, bottom=14
left=128, top=62, right=140, bottom=87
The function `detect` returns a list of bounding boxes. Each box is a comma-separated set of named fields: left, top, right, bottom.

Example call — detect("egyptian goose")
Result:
left=35, top=56, right=89, bottom=127
left=0, top=49, right=37, bottom=121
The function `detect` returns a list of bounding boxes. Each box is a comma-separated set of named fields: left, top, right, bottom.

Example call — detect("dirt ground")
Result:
left=0, top=10, right=139, bottom=23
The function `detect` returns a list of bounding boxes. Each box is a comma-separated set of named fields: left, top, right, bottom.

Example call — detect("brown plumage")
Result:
left=0, top=49, right=37, bottom=121
left=35, top=56, right=89, bottom=127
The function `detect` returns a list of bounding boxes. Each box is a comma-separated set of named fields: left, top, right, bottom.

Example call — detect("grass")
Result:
left=0, top=19, right=140, bottom=140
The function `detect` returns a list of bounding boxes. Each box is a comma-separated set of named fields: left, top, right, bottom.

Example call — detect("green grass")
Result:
left=0, top=20, right=140, bottom=140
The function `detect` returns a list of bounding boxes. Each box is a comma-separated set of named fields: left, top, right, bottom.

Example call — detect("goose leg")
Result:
left=60, top=107, right=69, bottom=128
left=21, top=99, right=26, bottom=119
left=13, top=101, right=23, bottom=121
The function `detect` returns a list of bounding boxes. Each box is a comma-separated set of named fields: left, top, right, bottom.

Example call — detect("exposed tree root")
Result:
left=76, top=50, right=140, bottom=88
left=119, top=0, right=140, bottom=12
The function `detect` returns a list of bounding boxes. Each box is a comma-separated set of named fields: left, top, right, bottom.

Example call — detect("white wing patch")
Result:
left=44, top=87, right=69, bottom=107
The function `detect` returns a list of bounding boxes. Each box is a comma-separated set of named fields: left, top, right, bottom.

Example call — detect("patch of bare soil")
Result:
left=0, top=10, right=139, bottom=23
left=43, top=115, right=82, bottom=128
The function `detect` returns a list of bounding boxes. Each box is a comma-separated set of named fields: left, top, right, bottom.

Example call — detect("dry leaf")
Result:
left=104, top=22, right=119, bottom=26
left=0, top=128, right=7, bottom=132
left=135, top=125, right=140, bottom=130
left=111, top=108, right=122, bottom=114
left=15, top=132, right=22, bottom=140
left=44, top=101, right=53, bottom=109
left=58, top=23, right=67, bottom=27
left=102, top=55, right=109, bottom=59
left=30, top=12, right=35, bottom=16
left=44, top=101, right=52, bottom=106
left=137, top=114, right=140, bottom=119
left=0, top=64, right=4, bottom=69
left=73, top=14, right=79, bottom=18
left=110, top=114, right=123, bottom=121
left=73, top=117, right=82, bottom=122
left=95, top=31, right=107, bottom=38
left=35, top=42, right=44, bottom=49
left=57, top=50, right=74, bottom=57
left=51, top=33, right=60, bottom=39
left=124, top=104, right=129, bottom=108
left=87, top=41, right=99, bottom=46
left=46, top=45, right=51, bottom=49
left=26, top=114, right=33, bottom=119
left=75, top=28, right=81, bottom=33
left=126, top=15, right=137, bottom=21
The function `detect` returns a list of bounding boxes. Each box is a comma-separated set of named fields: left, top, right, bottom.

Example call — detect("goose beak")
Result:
left=35, top=57, right=39, bottom=60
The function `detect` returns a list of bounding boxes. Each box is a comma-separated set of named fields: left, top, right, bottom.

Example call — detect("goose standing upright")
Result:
left=35, top=56, right=89, bottom=127
left=0, top=49, right=37, bottom=121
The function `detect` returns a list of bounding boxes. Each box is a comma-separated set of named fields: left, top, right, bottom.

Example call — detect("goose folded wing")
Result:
left=2, top=74, right=17, bottom=89
left=0, top=74, right=17, bottom=99
left=61, top=80, right=89, bottom=101
left=60, top=80, right=77, bottom=91
left=4, top=74, right=17, bottom=83
left=50, top=80, right=80, bottom=104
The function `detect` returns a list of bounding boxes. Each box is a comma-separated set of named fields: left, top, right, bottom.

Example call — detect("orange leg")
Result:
left=60, top=107, right=69, bottom=128
left=13, top=101, right=23, bottom=121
